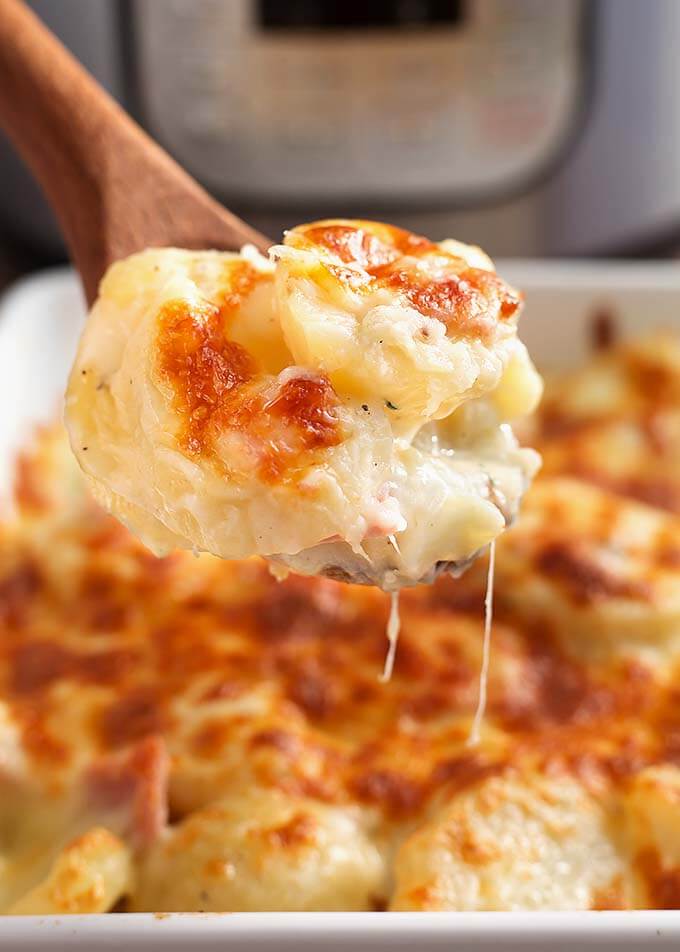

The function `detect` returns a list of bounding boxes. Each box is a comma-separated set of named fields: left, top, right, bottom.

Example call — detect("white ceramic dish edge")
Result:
left=2, top=910, right=680, bottom=951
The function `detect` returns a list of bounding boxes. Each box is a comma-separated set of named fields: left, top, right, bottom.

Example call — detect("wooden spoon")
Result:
left=0, top=0, right=271, bottom=305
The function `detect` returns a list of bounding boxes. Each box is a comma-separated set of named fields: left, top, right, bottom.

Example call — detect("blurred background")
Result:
left=2, top=0, right=680, bottom=292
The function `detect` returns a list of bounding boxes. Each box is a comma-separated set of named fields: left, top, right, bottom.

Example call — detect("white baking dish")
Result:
left=0, top=261, right=679, bottom=949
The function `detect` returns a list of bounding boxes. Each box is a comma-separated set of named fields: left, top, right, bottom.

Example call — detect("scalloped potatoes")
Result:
left=5, top=318, right=680, bottom=915
left=65, top=221, right=541, bottom=589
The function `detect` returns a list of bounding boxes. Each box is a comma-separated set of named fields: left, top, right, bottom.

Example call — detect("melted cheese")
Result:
left=3, top=332, right=680, bottom=913
left=525, top=332, right=680, bottom=513
left=65, top=221, right=542, bottom=590
left=379, top=591, right=401, bottom=684
left=391, top=773, right=626, bottom=911
left=467, top=540, right=496, bottom=748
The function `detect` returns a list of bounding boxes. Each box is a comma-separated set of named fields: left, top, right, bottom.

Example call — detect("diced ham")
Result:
left=84, top=735, right=169, bottom=848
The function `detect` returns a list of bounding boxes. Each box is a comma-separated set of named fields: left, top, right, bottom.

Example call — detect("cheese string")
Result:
left=379, top=590, right=401, bottom=683
left=378, top=539, right=496, bottom=707
left=467, top=540, right=496, bottom=747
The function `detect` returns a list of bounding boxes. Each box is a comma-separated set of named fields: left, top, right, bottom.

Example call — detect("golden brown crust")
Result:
left=290, top=221, right=436, bottom=271
left=156, top=294, right=345, bottom=483
left=0, top=424, right=673, bottom=817
left=635, top=849, right=680, bottom=909
left=285, top=220, right=521, bottom=340
left=5, top=331, right=680, bottom=911
left=528, top=333, right=680, bottom=513
left=157, top=297, right=257, bottom=456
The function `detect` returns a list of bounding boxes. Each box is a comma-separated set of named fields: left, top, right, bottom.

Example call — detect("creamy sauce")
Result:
left=379, top=591, right=401, bottom=683
left=467, top=540, right=496, bottom=747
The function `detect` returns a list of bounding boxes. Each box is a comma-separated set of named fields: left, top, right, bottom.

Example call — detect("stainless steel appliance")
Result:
left=1, top=0, right=679, bottom=257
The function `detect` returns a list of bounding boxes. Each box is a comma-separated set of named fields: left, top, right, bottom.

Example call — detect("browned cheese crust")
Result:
left=3, top=333, right=680, bottom=912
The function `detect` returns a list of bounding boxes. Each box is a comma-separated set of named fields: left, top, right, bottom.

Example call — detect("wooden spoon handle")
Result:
left=0, top=0, right=270, bottom=303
